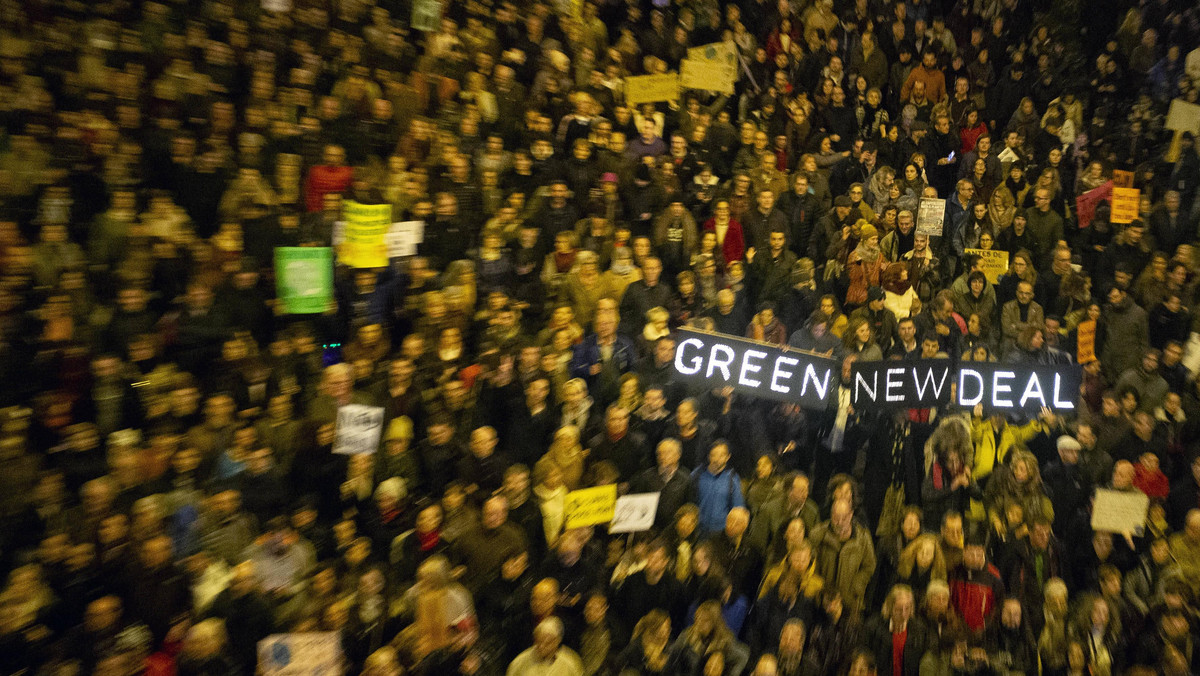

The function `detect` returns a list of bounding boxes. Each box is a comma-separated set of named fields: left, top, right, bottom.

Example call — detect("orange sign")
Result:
left=1110, top=187, right=1140, bottom=224
left=1076, top=320, right=1096, bottom=364
left=1111, top=170, right=1134, bottom=188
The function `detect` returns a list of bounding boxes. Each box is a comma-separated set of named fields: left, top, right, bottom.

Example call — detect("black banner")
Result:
left=672, top=329, right=839, bottom=409
left=850, top=360, right=1081, bottom=413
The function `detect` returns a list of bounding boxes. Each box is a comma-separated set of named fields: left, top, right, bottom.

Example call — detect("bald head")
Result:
left=725, top=507, right=750, bottom=538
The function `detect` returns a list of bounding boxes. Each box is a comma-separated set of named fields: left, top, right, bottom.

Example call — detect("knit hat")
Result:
left=859, top=222, right=879, bottom=240
left=385, top=416, right=414, bottom=441
left=867, top=286, right=886, bottom=302
left=834, top=195, right=853, bottom=208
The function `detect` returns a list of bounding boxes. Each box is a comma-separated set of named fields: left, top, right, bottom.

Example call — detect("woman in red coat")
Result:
left=702, top=199, right=746, bottom=262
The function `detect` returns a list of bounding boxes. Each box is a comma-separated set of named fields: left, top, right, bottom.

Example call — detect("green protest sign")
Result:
left=275, top=247, right=333, bottom=314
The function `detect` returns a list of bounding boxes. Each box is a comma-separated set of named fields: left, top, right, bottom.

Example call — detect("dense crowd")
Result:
left=2, top=0, right=1200, bottom=674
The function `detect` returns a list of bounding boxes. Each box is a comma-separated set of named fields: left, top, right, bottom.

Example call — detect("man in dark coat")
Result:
left=630, top=438, right=699, bottom=529
left=861, top=584, right=931, bottom=676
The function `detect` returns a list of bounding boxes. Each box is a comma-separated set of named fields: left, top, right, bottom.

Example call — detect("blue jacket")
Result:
left=693, top=466, right=745, bottom=534
left=569, top=334, right=638, bottom=383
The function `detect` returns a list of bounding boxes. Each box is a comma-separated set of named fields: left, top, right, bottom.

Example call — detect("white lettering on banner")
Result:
left=707, top=343, right=736, bottom=380
left=675, top=332, right=1078, bottom=412
left=1019, top=375, right=1046, bottom=408
left=959, top=369, right=984, bottom=406
left=675, top=338, right=704, bottom=375
left=738, top=350, right=767, bottom=387
left=854, top=371, right=877, bottom=402
left=1053, top=375, right=1075, bottom=409
left=992, top=371, right=1015, bottom=407
left=913, top=367, right=949, bottom=400
left=771, top=356, right=800, bottom=394
left=800, top=363, right=831, bottom=399
left=885, top=368, right=905, bottom=402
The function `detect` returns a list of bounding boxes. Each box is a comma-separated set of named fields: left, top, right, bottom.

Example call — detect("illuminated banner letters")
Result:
left=850, top=360, right=1080, bottom=413
left=672, top=329, right=838, bottom=409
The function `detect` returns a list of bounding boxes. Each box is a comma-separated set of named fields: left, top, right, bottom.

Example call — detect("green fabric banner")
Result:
left=275, top=247, right=333, bottom=314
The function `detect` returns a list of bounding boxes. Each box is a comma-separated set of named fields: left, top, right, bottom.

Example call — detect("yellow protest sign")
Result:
left=1110, top=187, right=1140, bottom=224
left=341, top=200, right=392, bottom=268
left=1076, top=319, right=1096, bottom=364
left=625, top=73, right=680, bottom=106
left=680, top=58, right=736, bottom=95
left=964, top=248, right=1008, bottom=284
left=688, top=42, right=737, bottom=67
left=564, top=484, right=617, bottom=529
left=1111, top=169, right=1134, bottom=188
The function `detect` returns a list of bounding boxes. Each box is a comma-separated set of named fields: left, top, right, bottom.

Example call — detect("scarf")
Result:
left=1005, top=177, right=1027, bottom=196
left=417, top=529, right=441, bottom=551
left=855, top=242, right=882, bottom=264
left=553, top=251, right=576, bottom=273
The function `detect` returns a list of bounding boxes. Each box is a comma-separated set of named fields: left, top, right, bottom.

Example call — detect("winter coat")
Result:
left=809, top=520, right=877, bottom=614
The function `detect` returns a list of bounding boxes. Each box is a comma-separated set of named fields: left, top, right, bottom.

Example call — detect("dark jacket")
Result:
left=776, top=189, right=820, bottom=256
left=630, top=466, right=699, bottom=529
left=861, top=615, right=931, bottom=676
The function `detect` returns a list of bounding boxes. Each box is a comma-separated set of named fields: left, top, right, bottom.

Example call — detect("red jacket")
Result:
left=1134, top=466, right=1170, bottom=499
left=950, top=563, right=1005, bottom=632
left=703, top=218, right=746, bottom=263
left=304, top=165, right=354, bottom=212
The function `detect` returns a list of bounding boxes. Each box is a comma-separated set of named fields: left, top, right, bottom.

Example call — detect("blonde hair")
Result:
left=183, top=619, right=227, bottom=659
left=898, top=533, right=947, bottom=579
left=881, top=584, right=915, bottom=619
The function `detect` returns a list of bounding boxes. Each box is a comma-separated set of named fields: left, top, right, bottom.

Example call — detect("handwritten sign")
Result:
left=1166, top=99, right=1200, bottom=135
left=610, top=493, right=660, bottom=533
left=258, top=633, right=344, bottom=676
left=1091, top=488, right=1149, bottom=535
left=386, top=221, right=424, bottom=258
left=564, top=484, right=618, bottom=529
left=341, top=201, right=391, bottom=268
left=680, top=58, right=736, bottom=95
left=1076, top=320, right=1096, bottom=364
left=688, top=42, right=737, bottom=67
left=333, top=405, right=385, bottom=455
left=1110, top=187, right=1140, bottom=224
left=625, top=73, right=680, bottom=105
left=964, top=248, right=1008, bottom=284
left=916, top=198, right=946, bottom=236
left=1111, top=170, right=1134, bottom=188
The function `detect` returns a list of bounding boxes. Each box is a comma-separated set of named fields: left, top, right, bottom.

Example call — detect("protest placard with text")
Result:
left=625, top=73, right=679, bottom=105
left=275, top=247, right=332, bottom=314
left=564, top=484, right=618, bottom=529
left=1110, top=187, right=1140, bottom=224
left=333, top=405, right=385, bottom=455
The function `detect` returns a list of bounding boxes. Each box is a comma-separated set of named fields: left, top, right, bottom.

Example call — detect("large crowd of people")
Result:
left=1, top=0, right=1200, bottom=674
